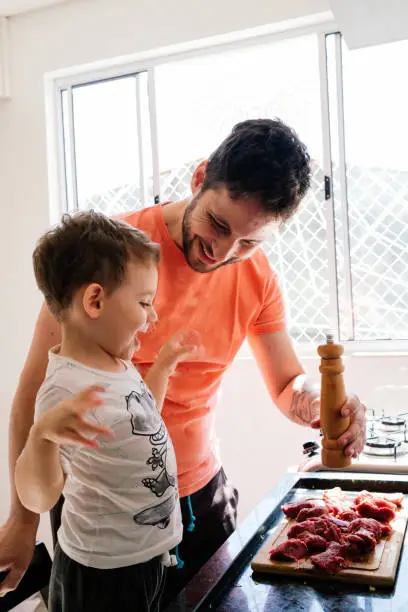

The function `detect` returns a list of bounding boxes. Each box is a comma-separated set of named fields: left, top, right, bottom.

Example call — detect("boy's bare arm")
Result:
left=144, top=332, right=199, bottom=411
left=15, top=387, right=110, bottom=514
left=144, top=362, right=172, bottom=412
left=15, top=429, right=65, bottom=514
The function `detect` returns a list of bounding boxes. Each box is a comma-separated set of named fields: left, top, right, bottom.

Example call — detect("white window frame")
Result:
left=43, top=12, right=408, bottom=356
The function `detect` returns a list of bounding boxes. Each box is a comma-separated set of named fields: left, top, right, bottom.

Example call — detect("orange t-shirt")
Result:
left=123, top=204, right=286, bottom=497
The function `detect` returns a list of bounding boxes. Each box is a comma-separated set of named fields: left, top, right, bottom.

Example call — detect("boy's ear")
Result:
left=83, top=284, right=105, bottom=319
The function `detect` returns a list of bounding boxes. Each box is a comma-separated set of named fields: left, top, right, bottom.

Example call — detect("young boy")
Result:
left=15, top=212, right=197, bottom=611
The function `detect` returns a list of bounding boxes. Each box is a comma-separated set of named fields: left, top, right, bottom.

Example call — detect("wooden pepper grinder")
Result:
left=318, top=333, right=351, bottom=468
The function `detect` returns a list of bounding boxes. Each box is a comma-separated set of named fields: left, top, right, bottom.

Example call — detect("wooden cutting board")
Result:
left=251, top=495, right=408, bottom=587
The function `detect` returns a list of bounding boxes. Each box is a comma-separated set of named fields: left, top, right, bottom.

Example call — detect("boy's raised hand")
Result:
left=156, top=331, right=201, bottom=375
left=32, top=386, right=113, bottom=449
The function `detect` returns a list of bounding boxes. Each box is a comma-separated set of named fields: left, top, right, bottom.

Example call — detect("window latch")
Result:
left=324, top=175, right=331, bottom=200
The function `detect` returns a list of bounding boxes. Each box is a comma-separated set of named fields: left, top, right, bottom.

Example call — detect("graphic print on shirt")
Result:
left=125, top=381, right=177, bottom=529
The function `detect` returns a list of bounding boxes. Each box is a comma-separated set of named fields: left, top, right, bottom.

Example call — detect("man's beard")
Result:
left=181, top=195, right=239, bottom=273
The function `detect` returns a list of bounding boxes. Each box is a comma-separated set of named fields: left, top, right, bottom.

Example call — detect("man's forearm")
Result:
left=275, top=374, right=320, bottom=426
left=15, top=426, right=64, bottom=514
left=8, top=303, right=61, bottom=523
left=8, top=385, right=42, bottom=524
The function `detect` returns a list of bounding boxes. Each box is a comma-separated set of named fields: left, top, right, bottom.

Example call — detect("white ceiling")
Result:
left=0, top=0, right=67, bottom=17
left=328, top=0, right=408, bottom=49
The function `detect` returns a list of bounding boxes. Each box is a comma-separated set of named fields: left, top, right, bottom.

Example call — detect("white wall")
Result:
left=2, top=0, right=407, bottom=555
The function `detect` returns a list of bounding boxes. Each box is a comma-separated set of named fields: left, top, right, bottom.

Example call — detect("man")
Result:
left=0, top=119, right=366, bottom=602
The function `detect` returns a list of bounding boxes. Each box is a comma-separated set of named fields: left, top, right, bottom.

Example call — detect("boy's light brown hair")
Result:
left=33, top=211, right=160, bottom=320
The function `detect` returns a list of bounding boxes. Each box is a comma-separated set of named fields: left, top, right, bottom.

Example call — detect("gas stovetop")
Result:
left=364, top=409, right=408, bottom=460
left=298, top=410, right=408, bottom=474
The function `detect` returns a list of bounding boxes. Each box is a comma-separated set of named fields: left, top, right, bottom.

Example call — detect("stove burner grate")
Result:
left=366, top=436, right=399, bottom=448
left=381, top=416, right=407, bottom=428
left=364, top=436, right=403, bottom=461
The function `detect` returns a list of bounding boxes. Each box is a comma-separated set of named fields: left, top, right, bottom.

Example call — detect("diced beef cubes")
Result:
left=356, top=501, right=395, bottom=523
left=281, top=501, right=315, bottom=519
left=310, top=542, right=349, bottom=574
left=269, top=539, right=308, bottom=561
left=297, top=532, right=327, bottom=553
left=347, top=518, right=382, bottom=543
left=296, top=506, right=328, bottom=522
left=269, top=488, right=402, bottom=575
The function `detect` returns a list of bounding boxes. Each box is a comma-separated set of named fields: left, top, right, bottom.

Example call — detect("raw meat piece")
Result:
left=310, top=542, right=348, bottom=574
left=356, top=491, right=403, bottom=509
left=354, top=491, right=398, bottom=511
left=374, top=499, right=398, bottom=511
left=288, top=516, right=342, bottom=542
left=350, top=515, right=393, bottom=538
left=381, top=523, right=393, bottom=538
left=297, top=532, right=327, bottom=553
left=339, top=510, right=359, bottom=522
left=321, top=521, right=343, bottom=543
left=327, top=515, right=350, bottom=532
left=347, top=518, right=382, bottom=543
left=323, top=487, right=346, bottom=503
left=353, top=490, right=397, bottom=521
left=353, top=490, right=371, bottom=504
left=376, top=492, right=403, bottom=508
left=323, top=487, right=353, bottom=516
left=297, top=506, right=328, bottom=522
left=310, top=517, right=343, bottom=543
left=288, top=519, right=319, bottom=538
left=269, top=539, right=308, bottom=561
left=357, top=500, right=396, bottom=523
left=281, top=500, right=315, bottom=518
left=346, top=528, right=377, bottom=557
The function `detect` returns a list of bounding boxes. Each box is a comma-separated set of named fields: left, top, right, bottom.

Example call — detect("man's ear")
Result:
left=190, top=160, right=208, bottom=194
left=83, top=284, right=105, bottom=319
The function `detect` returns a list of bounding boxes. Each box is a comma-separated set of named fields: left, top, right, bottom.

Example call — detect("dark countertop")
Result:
left=165, top=472, right=408, bottom=612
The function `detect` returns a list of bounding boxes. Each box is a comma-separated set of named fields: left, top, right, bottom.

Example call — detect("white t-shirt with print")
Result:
left=35, top=349, right=182, bottom=569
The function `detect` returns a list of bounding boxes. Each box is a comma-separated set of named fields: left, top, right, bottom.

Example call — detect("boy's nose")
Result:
left=149, top=306, right=158, bottom=323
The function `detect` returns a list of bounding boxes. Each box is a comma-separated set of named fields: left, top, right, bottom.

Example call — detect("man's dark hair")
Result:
left=202, top=118, right=311, bottom=221
left=33, top=211, right=160, bottom=320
